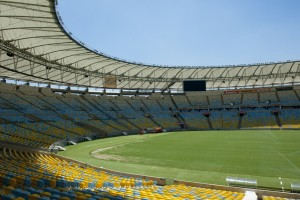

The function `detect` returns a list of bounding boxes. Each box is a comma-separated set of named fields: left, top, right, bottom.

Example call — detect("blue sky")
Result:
left=57, top=0, right=300, bottom=67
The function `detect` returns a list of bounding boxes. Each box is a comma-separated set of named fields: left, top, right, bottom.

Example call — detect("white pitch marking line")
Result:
left=278, top=152, right=300, bottom=171
left=279, top=177, right=284, bottom=191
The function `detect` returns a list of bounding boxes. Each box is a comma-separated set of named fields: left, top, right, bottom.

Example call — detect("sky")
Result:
left=57, top=0, right=300, bottom=67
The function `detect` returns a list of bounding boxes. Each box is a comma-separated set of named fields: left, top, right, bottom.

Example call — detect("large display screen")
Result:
left=183, top=80, right=206, bottom=91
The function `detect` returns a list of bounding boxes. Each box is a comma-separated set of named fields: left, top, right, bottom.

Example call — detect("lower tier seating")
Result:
left=0, top=148, right=246, bottom=200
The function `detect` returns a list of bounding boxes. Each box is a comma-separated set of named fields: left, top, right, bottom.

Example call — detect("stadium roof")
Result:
left=0, top=0, right=299, bottom=91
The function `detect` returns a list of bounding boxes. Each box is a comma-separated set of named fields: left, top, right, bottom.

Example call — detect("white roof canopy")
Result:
left=0, top=0, right=299, bottom=91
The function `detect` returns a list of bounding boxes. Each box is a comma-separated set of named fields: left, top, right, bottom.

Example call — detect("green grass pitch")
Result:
left=59, top=130, right=300, bottom=190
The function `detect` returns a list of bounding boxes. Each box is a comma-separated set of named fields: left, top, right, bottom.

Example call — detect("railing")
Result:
left=291, top=183, right=300, bottom=193
left=226, top=176, right=257, bottom=187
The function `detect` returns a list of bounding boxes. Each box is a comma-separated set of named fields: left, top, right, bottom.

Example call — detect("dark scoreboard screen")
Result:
left=183, top=80, right=206, bottom=92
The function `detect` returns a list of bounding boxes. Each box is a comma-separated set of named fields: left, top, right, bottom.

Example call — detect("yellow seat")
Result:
left=4, top=186, right=14, bottom=194
left=75, top=195, right=86, bottom=200
left=59, top=197, right=70, bottom=200
left=28, top=194, right=40, bottom=200
left=40, top=192, right=51, bottom=197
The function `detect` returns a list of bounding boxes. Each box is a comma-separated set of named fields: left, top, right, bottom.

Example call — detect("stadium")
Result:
left=0, top=0, right=300, bottom=199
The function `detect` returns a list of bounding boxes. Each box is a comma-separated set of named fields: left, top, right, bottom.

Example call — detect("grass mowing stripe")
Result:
left=59, top=130, right=300, bottom=189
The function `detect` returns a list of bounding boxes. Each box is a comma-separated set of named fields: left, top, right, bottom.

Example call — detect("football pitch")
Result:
left=59, top=130, right=300, bottom=190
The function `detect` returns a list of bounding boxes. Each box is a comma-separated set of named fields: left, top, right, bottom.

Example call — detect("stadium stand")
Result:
left=1, top=144, right=298, bottom=199
left=223, top=93, right=242, bottom=106
left=241, top=111, right=279, bottom=129
left=259, top=92, right=279, bottom=104
left=1, top=83, right=300, bottom=148
left=280, top=109, right=300, bottom=129
left=2, top=146, right=276, bottom=200
left=220, top=111, right=240, bottom=129
left=157, top=96, right=177, bottom=110
left=0, top=148, right=160, bottom=199
left=277, top=90, right=299, bottom=105
left=142, top=98, right=163, bottom=111
left=1, top=0, right=300, bottom=198
left=208, top=94, right=223, bottom=108
left=187, top=94, right=209, bottom=107
left=242, top=93, right=258, bottom=106
left=172, top=95, right=191, bottom=109
left=180, top=111, right=210, bottom=129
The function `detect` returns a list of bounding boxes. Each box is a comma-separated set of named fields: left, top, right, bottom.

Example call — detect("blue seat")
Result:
left=38, top=197, right=50, bottom=200
left=24, top=178, right=31, bottom=187
left=12, top=189, right=30, bottom=200
left=0, top=194, right=16, bottom=200
left=37, top=180, right=45, bottom=188
left=51, top=194, right=61, bottom=199
left=103, top=182, right=109, bottom=188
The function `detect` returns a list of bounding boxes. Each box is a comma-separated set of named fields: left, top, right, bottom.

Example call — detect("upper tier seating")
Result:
left=242, top=93, right=258, bottom=105
left=172, top=95, right=191, bottom=108
left=223, top=94, right=241, bottom=106
left=187, top=95, right=208, bottom=107
left=208, top=95, right=223, bottom=108
left=259, top=92, right=278, bottom=104
left=277, top=90, right=299, bottom=105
